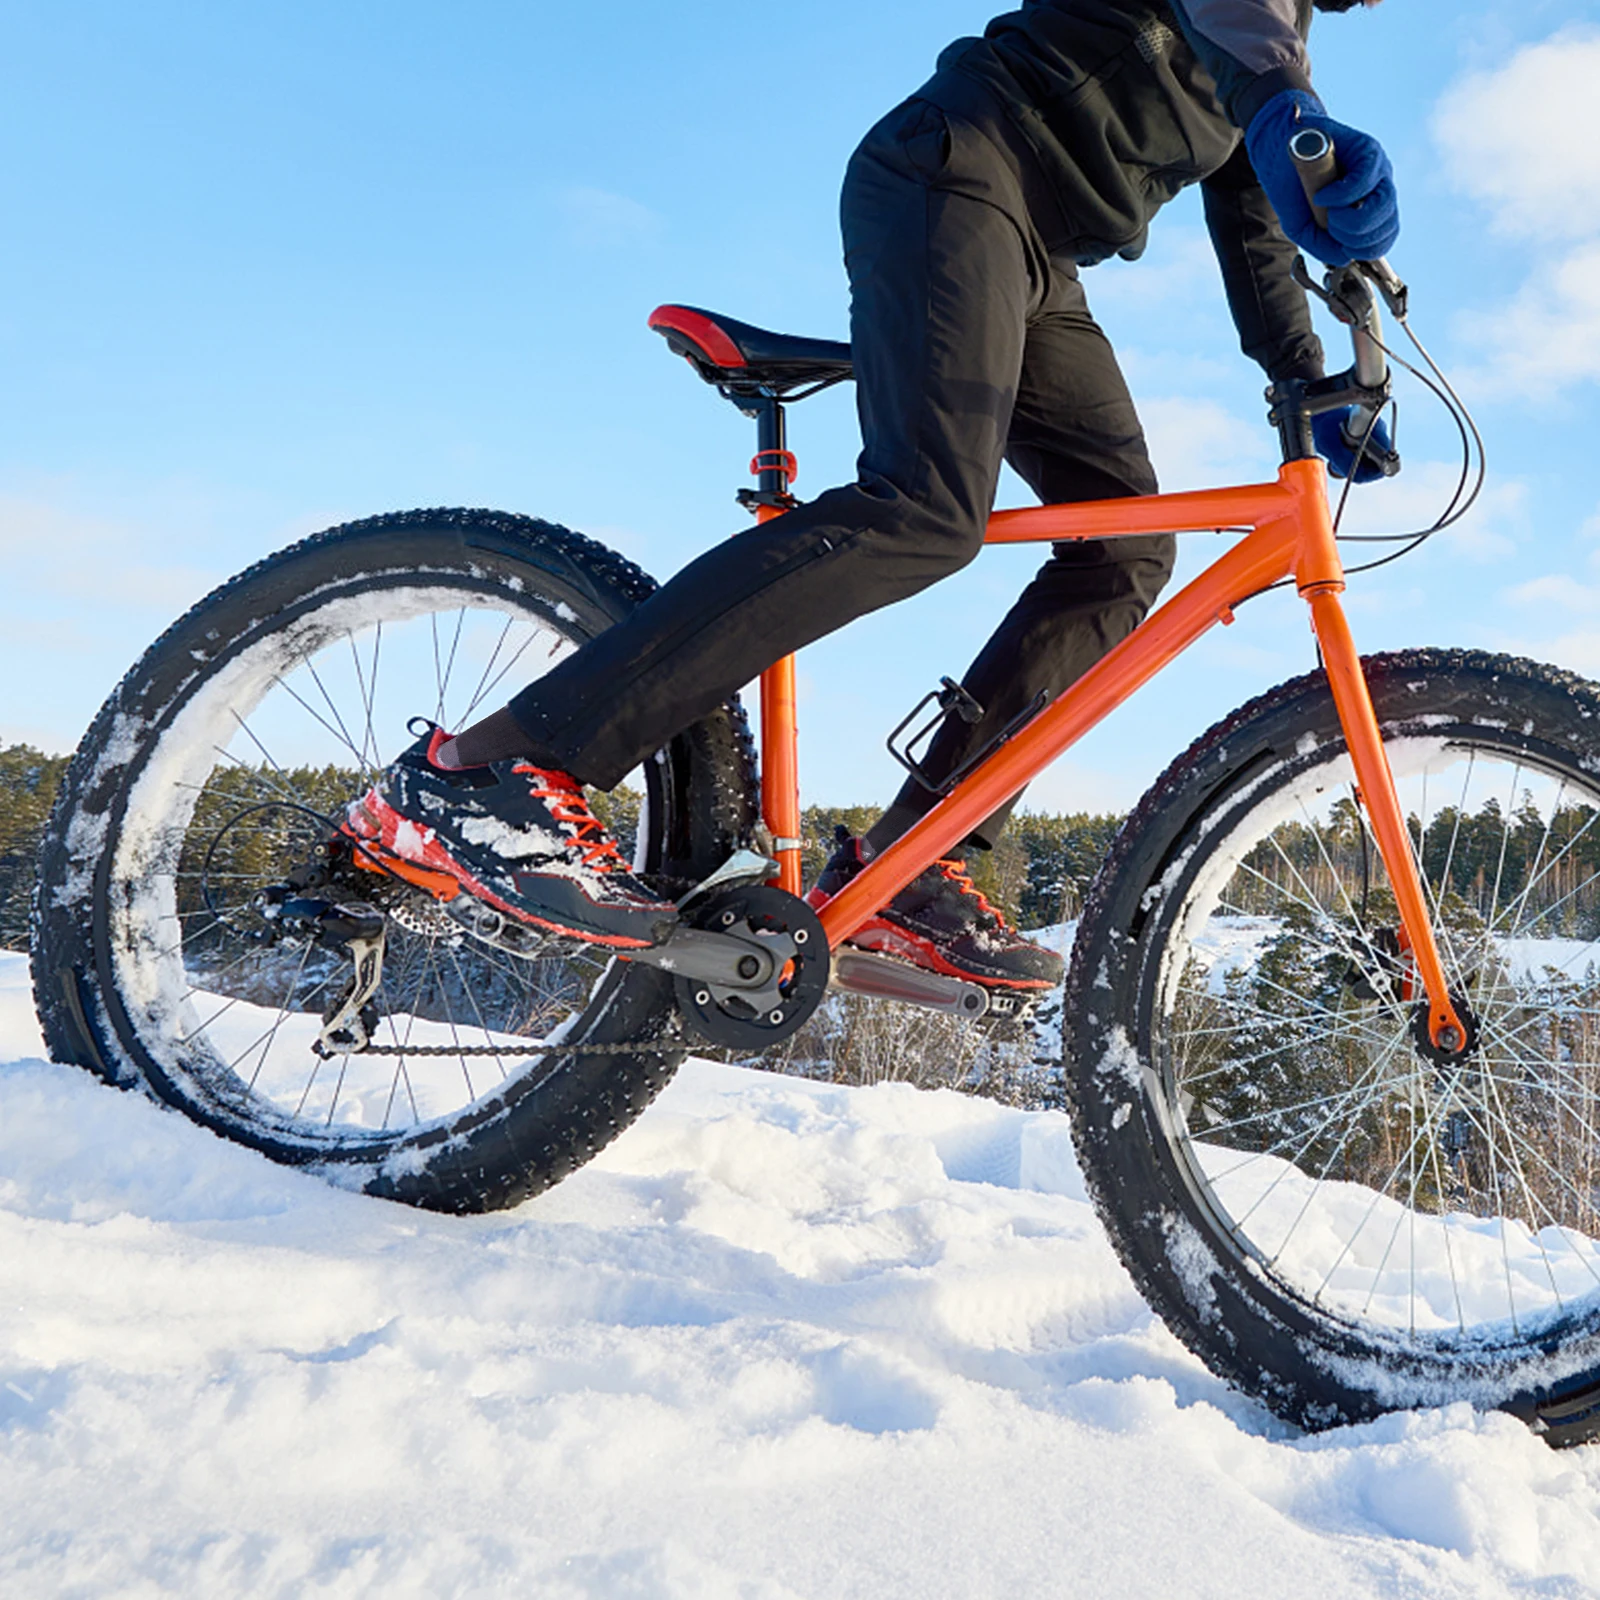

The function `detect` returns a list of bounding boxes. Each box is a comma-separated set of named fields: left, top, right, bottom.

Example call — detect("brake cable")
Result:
left=1326, top=283, right=1488, bottom=571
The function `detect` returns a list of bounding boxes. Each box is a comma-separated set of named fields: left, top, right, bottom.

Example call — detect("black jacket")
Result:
left=920, top=0, right=1324, bottom=383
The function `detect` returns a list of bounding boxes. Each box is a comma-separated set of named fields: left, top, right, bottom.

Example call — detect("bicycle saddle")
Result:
left=649, top=304, right=854, bottom=391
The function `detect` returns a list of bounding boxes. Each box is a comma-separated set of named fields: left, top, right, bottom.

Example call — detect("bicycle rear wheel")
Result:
left=31, top=508, right=756, bottom=1212
left=1068, top=649, right=1600, bottom=1444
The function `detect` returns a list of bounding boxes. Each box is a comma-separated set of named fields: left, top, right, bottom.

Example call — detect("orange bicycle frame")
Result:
left=754, top=456, right=1467, bottom=1053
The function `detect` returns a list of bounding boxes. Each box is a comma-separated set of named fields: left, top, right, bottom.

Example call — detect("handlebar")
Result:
left=1284, top=127, right=1402, bottom=476
left=1289, top=126, right=1337, bottom=233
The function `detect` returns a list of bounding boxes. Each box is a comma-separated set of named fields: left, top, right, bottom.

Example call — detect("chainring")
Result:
left=672, top=885, right=829, bottom=1050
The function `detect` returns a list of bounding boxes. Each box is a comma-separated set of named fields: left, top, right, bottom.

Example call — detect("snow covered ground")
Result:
left=2, top=954, right=1599, bottom=1598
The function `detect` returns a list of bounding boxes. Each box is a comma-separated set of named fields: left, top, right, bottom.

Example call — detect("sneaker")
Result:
left=806, top=828, right=1063, bottom=990
left=341, top=723, right=677, bottom=949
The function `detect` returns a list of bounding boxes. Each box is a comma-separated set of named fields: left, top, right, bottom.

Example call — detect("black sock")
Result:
left=447, top=706, right=565, bottom=770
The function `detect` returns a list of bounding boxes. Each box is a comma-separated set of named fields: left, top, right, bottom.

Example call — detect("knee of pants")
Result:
left=1039, top=532, right=1175, bottom=602
left=896, top=499, right=990, bottom=579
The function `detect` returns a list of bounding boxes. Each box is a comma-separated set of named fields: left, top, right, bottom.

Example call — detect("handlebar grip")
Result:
left=1289, top=126, right=1337, bottom=232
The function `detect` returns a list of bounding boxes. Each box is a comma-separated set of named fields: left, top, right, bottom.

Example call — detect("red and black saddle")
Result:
left=649, top=304, right=853, bottom=393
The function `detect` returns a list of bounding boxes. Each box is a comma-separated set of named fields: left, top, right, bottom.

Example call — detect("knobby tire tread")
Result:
left=32, top=509, right=756, bottom=1215
left=1066, top=648, right=1600, bottom=1445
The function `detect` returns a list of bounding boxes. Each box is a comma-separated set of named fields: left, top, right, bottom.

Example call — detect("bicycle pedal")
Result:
left=980, top=988, right=1041, bottom=1032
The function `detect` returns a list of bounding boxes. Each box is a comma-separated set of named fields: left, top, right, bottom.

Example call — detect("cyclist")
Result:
left=345, top=0, right=1400, bottom=988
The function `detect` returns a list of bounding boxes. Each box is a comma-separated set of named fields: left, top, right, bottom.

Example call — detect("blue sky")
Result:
left=4, top=0, right=1599, bottom=814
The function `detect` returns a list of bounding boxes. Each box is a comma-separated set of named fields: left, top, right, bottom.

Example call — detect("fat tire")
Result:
left=1067, top=649, right=1600, bottom=1445
left=31, top=508, right=757, bottom=1213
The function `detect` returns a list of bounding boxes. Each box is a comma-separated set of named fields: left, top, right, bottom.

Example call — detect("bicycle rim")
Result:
left=108, top=577, right=635, bottom=1151
left=1157, top=732, right=1600, bottom=1342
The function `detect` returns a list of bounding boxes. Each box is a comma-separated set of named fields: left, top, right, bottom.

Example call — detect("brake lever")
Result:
left=1359, top=258, right=1408, bottom=321
left=1291, top=253, right=1336, bottom=310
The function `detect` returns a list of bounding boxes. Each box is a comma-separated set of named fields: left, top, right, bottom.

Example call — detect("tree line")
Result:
left=0, top=746, right=71, bottom=949
left=0, top=744, right=1124, bottom=951
left=1230, top=794, right=1600, bottom=938
left=15, top=742, right=1600, bottom=1133
left=14, top=741, right=1600, bottom=957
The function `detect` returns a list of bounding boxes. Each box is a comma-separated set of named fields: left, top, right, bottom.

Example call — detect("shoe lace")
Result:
left=513, top=765, right=629, bottom=872
left=935, top=858, right=1012, bottom=931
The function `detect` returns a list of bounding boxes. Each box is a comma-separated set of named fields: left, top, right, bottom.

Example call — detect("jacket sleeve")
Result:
left=1168, top=0, right=1314, bottom=127
left=1202, top=142, right=1324, bottom=383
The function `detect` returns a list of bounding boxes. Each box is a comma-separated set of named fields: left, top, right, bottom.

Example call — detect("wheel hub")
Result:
left=1409, top=992, right=1480, bottom=1068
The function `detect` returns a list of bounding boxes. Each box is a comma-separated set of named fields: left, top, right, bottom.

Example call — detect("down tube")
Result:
left=815, top=519, right=1299, bottom=948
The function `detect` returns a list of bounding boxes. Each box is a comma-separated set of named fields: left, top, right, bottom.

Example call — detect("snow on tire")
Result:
left=30, top=509, right=756, bottom=1213
left=1067, top=649, right=1600, bottom=1445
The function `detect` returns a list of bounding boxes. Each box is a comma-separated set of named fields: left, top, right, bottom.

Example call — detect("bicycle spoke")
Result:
left=461, top=611, right=518, bottom=724
left=1200, top=1029, right=1406, bottom=1198
left=300, top=652, right=369, bottom=769
left=1304, top=1057, right=1463, bottom=1303
left=465, top=624, right=552, bottom=721
left=342, top=623, right=385, bottom=777
left=433, top=609, right=467, bottom=727
left=233, top=941, right=317, bottom=1089
left=1150, top=724, right=1600, bottom=1340
left=360, top=622, right=384, bottom=772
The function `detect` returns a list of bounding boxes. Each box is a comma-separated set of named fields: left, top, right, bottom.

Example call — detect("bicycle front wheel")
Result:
left=1068, top=649, right=1600, bottom=1444
left=31, top=508, right=756, bottom=1213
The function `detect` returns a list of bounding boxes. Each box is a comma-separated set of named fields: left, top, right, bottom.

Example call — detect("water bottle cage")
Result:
left=886, top=676, right=1047, bottom=796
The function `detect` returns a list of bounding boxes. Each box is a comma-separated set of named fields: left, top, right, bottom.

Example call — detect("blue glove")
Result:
left=1245, top=89, right=1400, bottom=266
left=1313, top=407, right=1396, bottom=483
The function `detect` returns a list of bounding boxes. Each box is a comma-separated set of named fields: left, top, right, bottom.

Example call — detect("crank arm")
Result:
left=629, top=924, right=779, bottom=989
left=828, top=947, right=990, bottom=1019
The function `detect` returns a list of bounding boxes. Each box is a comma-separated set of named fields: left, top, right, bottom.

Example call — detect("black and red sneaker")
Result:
left=341, top=723, right=677, bottom=950
left=806, top=828, right=1063, bottom=990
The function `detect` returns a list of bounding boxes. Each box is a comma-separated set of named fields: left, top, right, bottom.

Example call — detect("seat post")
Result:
left=755, top=397, right=792, bottom=499
left=746, top=394, right=803, bottom=895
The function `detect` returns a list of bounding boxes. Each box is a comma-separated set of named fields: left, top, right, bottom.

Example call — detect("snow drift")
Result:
left=1, top=954, right=1597, bottom=1597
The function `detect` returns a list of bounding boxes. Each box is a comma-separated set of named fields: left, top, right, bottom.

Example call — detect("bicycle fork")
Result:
left=1298, top=520, right=1471, bottom=1055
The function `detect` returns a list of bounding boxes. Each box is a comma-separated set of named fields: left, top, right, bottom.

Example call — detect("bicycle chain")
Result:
left=350, top=1033, right=686, bottom=1058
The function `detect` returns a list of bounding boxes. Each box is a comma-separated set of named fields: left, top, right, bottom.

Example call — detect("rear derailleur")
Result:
left=254, top=879, right=388, bottom=1056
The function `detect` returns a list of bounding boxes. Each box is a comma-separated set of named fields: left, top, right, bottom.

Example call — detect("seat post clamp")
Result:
left=750, top=449, right=799, bottom=487
left=736, top=487, right=799, bottom=514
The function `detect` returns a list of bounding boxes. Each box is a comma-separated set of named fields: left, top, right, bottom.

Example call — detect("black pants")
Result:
left=508, top=99, right=1174, bottom=851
